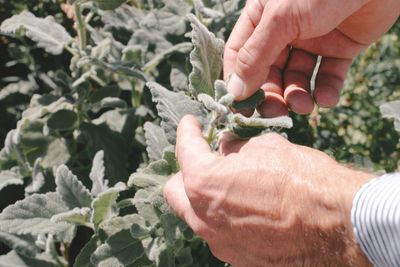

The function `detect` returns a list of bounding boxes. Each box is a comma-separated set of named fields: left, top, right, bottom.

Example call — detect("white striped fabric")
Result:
left=351, top=173, right=400, bottom=266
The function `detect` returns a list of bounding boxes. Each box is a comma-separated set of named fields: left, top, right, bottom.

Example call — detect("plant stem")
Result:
left=74, top=4, right=87, bottom=51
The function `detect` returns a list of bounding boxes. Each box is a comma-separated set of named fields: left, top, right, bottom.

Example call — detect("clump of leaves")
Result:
left=0, top=0, right=293, bottom=265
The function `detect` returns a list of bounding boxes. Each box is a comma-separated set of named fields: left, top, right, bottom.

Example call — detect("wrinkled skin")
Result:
left=224, top=0, right=400, bottom=117
left=164, top=115, right=375, bottom=266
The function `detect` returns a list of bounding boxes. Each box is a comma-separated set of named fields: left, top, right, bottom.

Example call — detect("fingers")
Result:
left=258, top=47, right=290, bottom=118
left=225, top=0, right=296, bottom=100
left=283, top=49, right=317, bottom=114
left=175, top=115, right=215, bottom=175
left=163, top=172, right=211, bottom=238
left=314, top=57, right=352, bottom=108
left=163, top=172, right=193, bottom=221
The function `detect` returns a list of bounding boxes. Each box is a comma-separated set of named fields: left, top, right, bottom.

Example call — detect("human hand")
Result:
left=224, top=0, right=400, bottom=117
left=163, top=115, right=375, bottom=266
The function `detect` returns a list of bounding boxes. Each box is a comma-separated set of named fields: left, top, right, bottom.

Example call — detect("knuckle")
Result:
left=236, top=46, right=259, bottom=77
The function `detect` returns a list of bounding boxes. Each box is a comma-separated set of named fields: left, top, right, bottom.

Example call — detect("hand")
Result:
left=224, top=0, right=400, bottom=117
left=163, top=115, right=375, bottom=266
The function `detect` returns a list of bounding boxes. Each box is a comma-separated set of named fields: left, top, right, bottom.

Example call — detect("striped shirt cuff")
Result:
left=351, top=173, right=400, bottom=267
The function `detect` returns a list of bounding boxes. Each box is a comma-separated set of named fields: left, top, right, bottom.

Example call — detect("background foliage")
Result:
left=0, top=0, right=399, bottom=266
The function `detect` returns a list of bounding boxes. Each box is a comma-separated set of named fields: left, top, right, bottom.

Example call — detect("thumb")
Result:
left=176, top=115, right=214, bottom=175
left=225, top=1, right=297, bottom=100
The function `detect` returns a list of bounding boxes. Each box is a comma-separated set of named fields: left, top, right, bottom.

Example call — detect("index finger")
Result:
left=223, top=0, right=265, bottom=80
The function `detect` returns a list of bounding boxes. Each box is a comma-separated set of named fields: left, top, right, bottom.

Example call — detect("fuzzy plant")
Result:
left=0, top=0, right=292, bottom=266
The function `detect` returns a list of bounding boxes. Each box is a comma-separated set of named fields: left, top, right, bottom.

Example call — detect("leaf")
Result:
left=198, top=93, right=228, bottom=114
left=47, top=109, right=78, bottom=130
left=0, top=192, right=71, bottom=235
left=25, top=158, right=45, bottom=194
left=232, top=125, right=264, bottom=140
left=231, top=89, right=265, bottom=110
left=130, top=216, right=152, bottom=239
left=160, top=213, right=187, bottom=245
left=0, top=11, right=73, bottom=55
left=100, top=214, right=147, bottom=238
left=144, top=122, right=171, bottom=161
left=380, top=100, right=400, bottom=131
left=77, top=57, right=146, bottom=81
left=233, top=113, right=293, bottom=128
left=128, top=160, right=172, bottom=188
left=89, top=150, right=108, bottom=197
left=90, top=229, right=144, bottom=266
left=81, top=123, right=129, bottom=185
left=91, top=183, right=125, bottom=229
left=93, top=0, right=126, bottom=10
left=51, top=207, right=92, bottom=228
left=188, top=13, right=224, bottom=97
left=40, top=137, right=70, bottom=168
left=0, top=251, right=56, bottom=267
left=56, top=165, right=92, bottom=209
left=74, top=235, right=100, bottom=267
left=0, top=232, right=40, bottom=258
left=0, top=80, right=38, bottom=101
left=89, top=85, right=121, bottom=103
left=147, top=81, right=208, bottom=144
left=130, top=189, right=159, bottom=225
left=176, top=247, right=193, bottom=265
left=143, top=42, right=192, bottom=72
left=0, top=170, right=23, bottom=191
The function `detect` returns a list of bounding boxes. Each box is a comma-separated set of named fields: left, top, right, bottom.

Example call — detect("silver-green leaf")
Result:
left=0, top=11, right=73, bottom=55
left=56, top=165, right=92, bottom=209
left=90, top=229, right=144, bottom=267
left=0, top=170, right=23, bottom=191
left=188, top=13, right=224, bottom=97
left=91, top=183, right=125, bottom=229
left=0, top=192, right=70, bottom=235
left=147, top=81, right=208, bottom=144
left=144, top=122, right=171, bottom=162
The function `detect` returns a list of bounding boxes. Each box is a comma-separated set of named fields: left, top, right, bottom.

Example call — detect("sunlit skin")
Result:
left=165, top=115, right=375, bottom=266
left=164, top=1, right=400, bottom=265
left=224, top=0, right=400, bottom=116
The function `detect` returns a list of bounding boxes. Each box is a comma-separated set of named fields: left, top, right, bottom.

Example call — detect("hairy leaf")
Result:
left=74, top=235, right=100, bottom=267
left=25, top=158, right=45, bottom=194
left=81, top=123, right=129, bottom=185
left=91, top=229, right=144, bottom=266
left=188, top=13, right=224, bottom=97
left=91, top=183, right=125, bottom=229
left=160, top=213, right=188, bottom=245
left=0, top=11, right=72, bottom=55
left=77, top=57, right=146, bottom=81
left=51, top=207, right=92, bottom=228
left=0, top=251, right=56, bottom=267
left=0, top=232, right=40, bottom=258
left=89, top=150, right=108, bottom=197
left=380, top=100, right=400, bottom=131
left=93, top=0, right=126, bottom=10
left=101, top=214, right=146, bottom=237
left=47, top=109, right=78, bottom=130
left=147, top=81, right=208, bottom=144
left=234, top=113, right=293, bottom=128
left=0, top=170, right=23, bottom=191
left=144, top=122, right=171, bottom=162
left=0, top=192, right=70, bottom=235
left=231, top=89, right=265, bottom=110
left=198, top=93, right=228, bottom=114
left=0, top=80, right=38, bottom=101
left=56, top=165, right=92, bottom=209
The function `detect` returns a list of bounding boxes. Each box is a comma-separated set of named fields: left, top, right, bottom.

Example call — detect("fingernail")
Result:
left=226, top=73, right=246, bottom=99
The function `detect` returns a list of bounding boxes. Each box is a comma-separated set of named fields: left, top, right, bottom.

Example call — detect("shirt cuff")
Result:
left=351, top=172, right=400, bottom=267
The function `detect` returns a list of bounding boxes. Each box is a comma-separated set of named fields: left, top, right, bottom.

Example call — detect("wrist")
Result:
left=336, top=166, right=375, bottom=266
